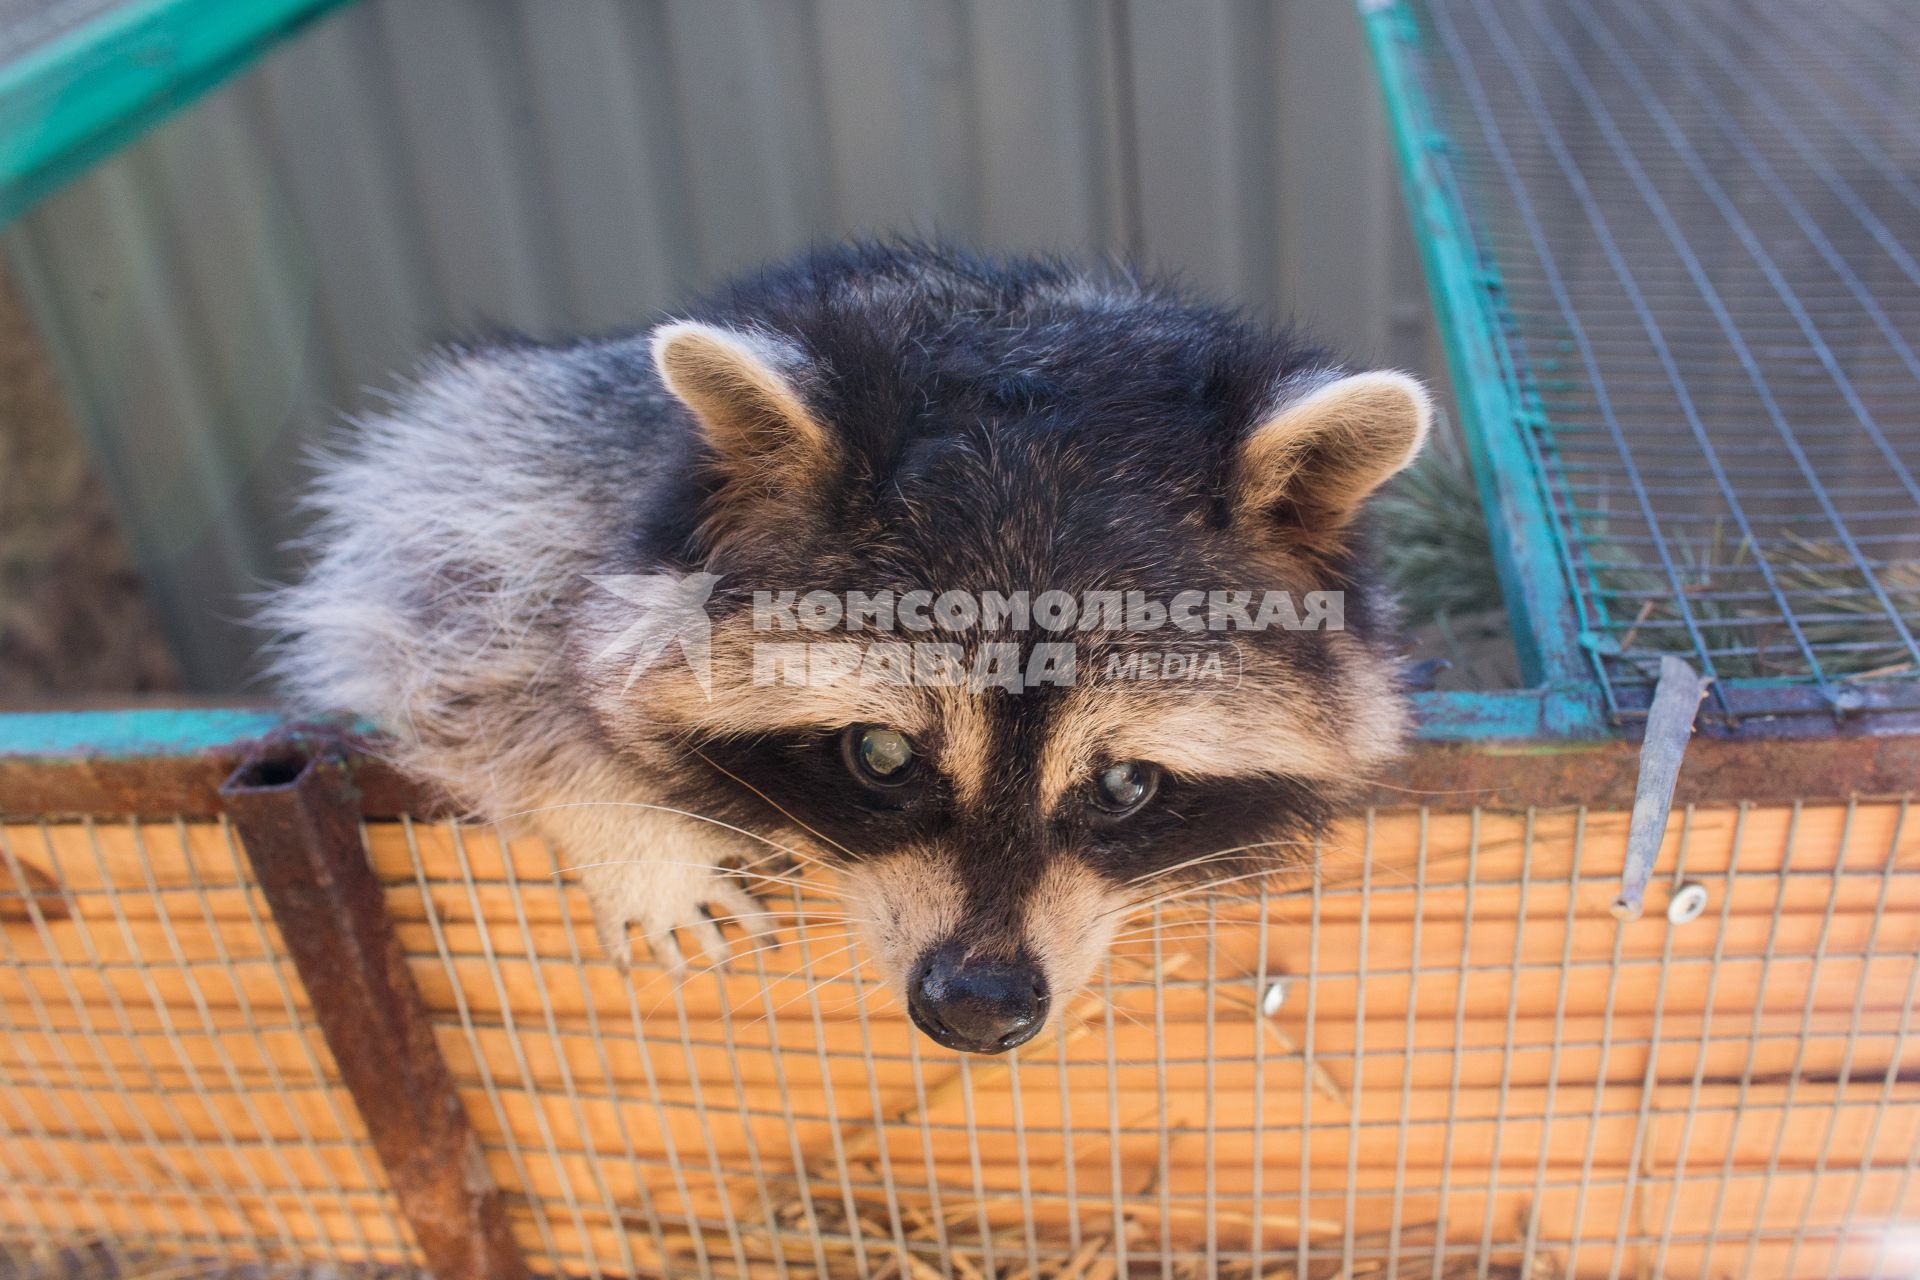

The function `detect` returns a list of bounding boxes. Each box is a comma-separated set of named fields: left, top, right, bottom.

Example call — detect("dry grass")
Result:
left=1373, top=419, right=1505, bottom=624
left=1585, top=521, right=1920, bottom=682
left=1374, top=418, right=1522, bottom=690
left=1372, top=414, right=1920, bottom=687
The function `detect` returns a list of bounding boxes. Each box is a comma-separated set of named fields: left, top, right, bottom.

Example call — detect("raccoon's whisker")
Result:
left=689, top=748, right=854, bottom=863
left=1121, top=882, right=1269, bottom=920
left=1308, top=846, right=1422, bottom=890
left=622, top=926, right=860, bottom=1010
left=557, top=858, right=822, bottom=896
left=1104, top=945, right=1206, bottom=962
left=695, top=908, right=851, bottom=934
left=1107, top=905, right=1233, bottom=931
left=701, top=927, right=855, bottom=974
left=679, top=840, right=816, bottom=888
left=737, top=940, right=869, bottom=1028
left=1122, top=851, right=1251, bottom=889
left=639, top=934, right=860, bottom=1020
left=625, top=924, right=860, bottom=997
left=1107, top=920, right=1239, bottom=942
left=1105, top=948, right=1205, bottom=974
left=733, top=910, right=865, bottom=925
left=816, top=978, right=883, bottom=1018
left=859, top=983, right=899, bottom=1019
left=1109, top=866, right=1287, bottom=920
left=515, top=799, right=832, bottom=875
left=1092, top=981, right=1152, bottom=1033
left=1105, top=936, right=1233, bottom=956
left=564, top=857, right=820, bottom=893
left=721, top=932, right=864, bottom=1020
left=1107, top=925, right=1218, bottom=942
left=1122, top=840, right=1311, bottom=888
left=784, top=960, right=868, bottom=1018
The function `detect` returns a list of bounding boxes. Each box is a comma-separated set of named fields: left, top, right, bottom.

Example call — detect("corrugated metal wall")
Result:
left=2, top=0, right=1437, bottom=690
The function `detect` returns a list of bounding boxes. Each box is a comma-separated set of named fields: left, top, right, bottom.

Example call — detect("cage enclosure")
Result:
left=1, top=0, right=1918, bottom=1278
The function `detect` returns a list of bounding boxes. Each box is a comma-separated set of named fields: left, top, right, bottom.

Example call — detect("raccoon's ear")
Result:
left=1234, top=370, right=1431, bottom=529
left=650, top=321, right=834, bottom=483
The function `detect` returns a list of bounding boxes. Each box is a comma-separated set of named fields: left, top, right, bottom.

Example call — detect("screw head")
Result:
left=1667, top=882, right=1710, bottom=925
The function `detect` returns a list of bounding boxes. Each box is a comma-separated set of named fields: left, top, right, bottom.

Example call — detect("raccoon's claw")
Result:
left=705, top=878, right=779, bottom=943
left=577, top=859, right=774, bottom=975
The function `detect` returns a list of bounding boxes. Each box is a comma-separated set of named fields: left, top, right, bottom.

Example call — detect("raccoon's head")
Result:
left=585, top=249, right=1428, bottom=1053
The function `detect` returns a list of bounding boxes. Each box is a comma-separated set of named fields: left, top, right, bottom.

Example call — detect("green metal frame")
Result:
left=0, top=0, right=1609, bottom=754
left=1358, top=0, right=1609, bottom=738
left=0, top=707, right=283, bottom=757
left=0, top=0, right=351, bottom=224
left=0, top=696, right=1561, bottom=768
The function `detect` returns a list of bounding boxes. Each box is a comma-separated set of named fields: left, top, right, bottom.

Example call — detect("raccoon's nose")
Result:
left=907, top=942, right=1050, bottom=1054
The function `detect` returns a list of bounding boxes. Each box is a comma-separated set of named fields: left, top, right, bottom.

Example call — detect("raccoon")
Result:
left=269, top=243, right=1428, bottom=1055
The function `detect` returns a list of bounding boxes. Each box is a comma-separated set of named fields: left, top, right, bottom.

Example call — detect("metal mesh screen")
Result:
left=4, top=804, right=1918, bottom=1277
left=358, top=806, right=1920, bottom=1277
left=1404, top=0, right=1920, bottom=727
left=0, top=819, right=419, bottom=1270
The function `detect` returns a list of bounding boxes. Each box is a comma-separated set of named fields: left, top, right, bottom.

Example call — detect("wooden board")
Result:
left=1, top=801, right=1917, bottom=1278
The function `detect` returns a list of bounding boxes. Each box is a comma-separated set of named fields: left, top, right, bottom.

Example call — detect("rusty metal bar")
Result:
left=219, top=735, right=527, bottom=1280
left=6, top=710, right=1917, bottom=821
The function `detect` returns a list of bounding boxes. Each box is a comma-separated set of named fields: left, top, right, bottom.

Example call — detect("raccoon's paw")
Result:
left=576, top=858, right=775, bottom=974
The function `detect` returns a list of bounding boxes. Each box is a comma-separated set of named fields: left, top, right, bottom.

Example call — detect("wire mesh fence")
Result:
left=1401, top=0, right=1920, bottom=726
left=3, top=801, right=1917, bottom=1278
left=0, top=819, right=417, bottom=1268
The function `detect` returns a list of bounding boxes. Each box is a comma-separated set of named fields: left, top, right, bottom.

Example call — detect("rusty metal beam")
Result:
left=1374, top=730, right=1920, bottom=810
left=0, top=714, right=443, bottom=818
left=3, top=706, right=1915, bottom=820
left=220, top=735, right=525, bottom=1280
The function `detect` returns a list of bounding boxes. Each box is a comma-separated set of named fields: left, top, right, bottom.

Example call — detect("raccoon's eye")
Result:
left=844, top=726, right=917, bottom=787
left=1092, top=761, right=1159, bottom=817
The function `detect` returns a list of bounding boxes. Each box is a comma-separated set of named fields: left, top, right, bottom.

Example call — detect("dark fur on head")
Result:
left=269, top=241, right=1428, bottom=1052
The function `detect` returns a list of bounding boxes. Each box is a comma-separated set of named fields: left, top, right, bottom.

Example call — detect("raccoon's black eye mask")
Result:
left=679, top=728, right=952, bottom=859
left=1070, top=772, right=1331, bottom=886
left=680, top=723, right=1329, bottom=887
left=842, top=724, right=1163, bottom=824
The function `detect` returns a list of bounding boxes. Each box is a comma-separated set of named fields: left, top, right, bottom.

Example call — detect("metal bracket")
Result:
left=1610, top=656, right=1711, bottom=921
left=221, top=736, right=527, bottom=1280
